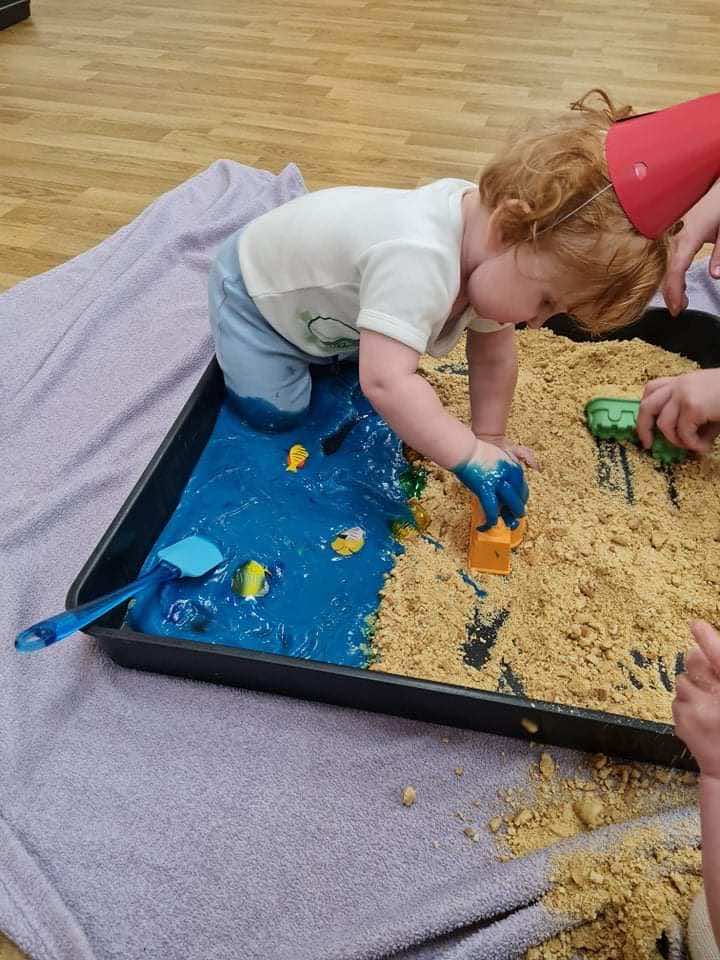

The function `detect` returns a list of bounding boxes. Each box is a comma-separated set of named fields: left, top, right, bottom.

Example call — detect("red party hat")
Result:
left=605, top=92, right=720, bottom=239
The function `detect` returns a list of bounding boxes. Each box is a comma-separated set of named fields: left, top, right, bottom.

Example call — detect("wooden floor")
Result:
left=1, top=0, right=719, bottom=954
left=1, top=0, right=719, bottom=296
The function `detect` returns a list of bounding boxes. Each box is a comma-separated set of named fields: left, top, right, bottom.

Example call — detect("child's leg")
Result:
left=209, top=234, right=327, bottom=431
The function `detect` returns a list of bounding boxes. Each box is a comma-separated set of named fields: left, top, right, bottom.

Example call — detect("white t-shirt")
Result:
left=237, top=178, right=503, bottom=359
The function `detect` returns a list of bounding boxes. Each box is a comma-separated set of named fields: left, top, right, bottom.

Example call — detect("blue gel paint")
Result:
left=453, top=458, right=528, bottom=531
left=128, top=365, right=415, bottom=668
left=421, top=534, right=444, bottom=551
left=225, top=391, right=308, bottom=433
left=458, top=570, right=486, bottom=598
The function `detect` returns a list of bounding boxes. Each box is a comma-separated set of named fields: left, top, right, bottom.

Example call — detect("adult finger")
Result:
left=662, top=276, right=687, bottom=316
left=691, top=620, right=720, bottom=677
left=710, top=228, right=720, bottom=280
left=685, top=428, right=718, bottom=454
left=676, top=405, right=707, bottom=452
left=642, top=377, right=672, bottom=400
left=684, top=645, right=718, bottom=690
left=671, top=698, right=681, bottom=729
left=655, top=396, right=682, bottom=448
left=662, top=233, right=697, bottom=315
left=637, top=384, right=672, bottom=448
left=671, top=696, right=687, bottom=733
left=698, top=422, right=720, bottom=450
left=673, top=673, right=692, bottom=704
left=662, top=225, right=703, bottom=316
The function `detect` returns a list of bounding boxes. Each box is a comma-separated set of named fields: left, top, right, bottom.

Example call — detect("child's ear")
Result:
left=487, top=198, right=533, bottom=250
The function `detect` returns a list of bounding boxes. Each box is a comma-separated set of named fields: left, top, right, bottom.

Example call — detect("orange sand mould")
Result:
left=468, top=497, right=527, bottom=575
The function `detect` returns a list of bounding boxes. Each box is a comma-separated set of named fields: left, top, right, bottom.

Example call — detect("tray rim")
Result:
left=66, top=337, right=702, bottom=771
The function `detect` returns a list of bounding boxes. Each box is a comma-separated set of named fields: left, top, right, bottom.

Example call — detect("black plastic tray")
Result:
left=68, top=308, right=720, bottom=770
left=0, top=0, right=30, bottom=29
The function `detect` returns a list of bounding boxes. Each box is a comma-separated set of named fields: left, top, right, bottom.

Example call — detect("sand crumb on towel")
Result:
left=486, top=751, right=701, bottom=959
left=490, top=752, right=697, bottom=860
left=530, top=826, right=702, bottom=960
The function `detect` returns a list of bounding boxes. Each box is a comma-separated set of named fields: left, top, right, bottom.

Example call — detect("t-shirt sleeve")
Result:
left=355, top=240, right=455, bottom=354
left=465, top=308, right=505, bottom=334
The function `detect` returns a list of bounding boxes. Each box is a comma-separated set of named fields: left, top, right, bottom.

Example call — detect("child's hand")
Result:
left=673, top=620, right=720, bottom=780
left=637, top=369, right=720, bottom=453
left=503, top=443, right=539, bottom=471
left=453, top=438, right=528, bottom=530
left=475, top=432, right=540, bottom=471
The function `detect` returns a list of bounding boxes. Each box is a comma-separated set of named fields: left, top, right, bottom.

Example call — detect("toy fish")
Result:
left=231, top=560, right=269, bottom=599
left=390, top=519, right=416, bottom=543
left=331, top=526, right=365, bottom=556
left=286, top=444, right=309, bottom=472
left=408, top=500, right=430, bottom=532
left=390, top=501, right=430, bottom=543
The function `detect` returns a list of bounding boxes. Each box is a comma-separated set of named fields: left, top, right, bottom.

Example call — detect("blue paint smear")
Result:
left=128, top=365, right=415, bottom=668
left=421, top=533, right=444, bottom=551
left=458, top=570, right=486, bottom=598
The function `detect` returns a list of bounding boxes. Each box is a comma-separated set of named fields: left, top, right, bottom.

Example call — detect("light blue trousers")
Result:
left=208, top=230, right=343, bottom=430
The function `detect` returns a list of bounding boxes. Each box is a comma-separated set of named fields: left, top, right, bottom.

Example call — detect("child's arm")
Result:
left=359, top=329, right=479, bottom=469
left=673, top=619, right=720, bottom=947
left=466, top=328, right=539, bottom=469
left=358, top=329, right=528, bottom=528
left=466, top=326, right=517, bottom=439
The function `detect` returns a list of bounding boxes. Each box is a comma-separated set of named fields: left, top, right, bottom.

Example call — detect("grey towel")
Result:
left=652, top=256, right=720, bottom=317
left=0, top=160, right=698, bottom=960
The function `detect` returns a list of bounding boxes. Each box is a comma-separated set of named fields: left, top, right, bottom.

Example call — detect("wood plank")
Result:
left=0, top=0, right=717, bottom=290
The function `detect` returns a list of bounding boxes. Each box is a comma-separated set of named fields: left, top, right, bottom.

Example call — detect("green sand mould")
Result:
left=584, top=397, right=687, bottom=466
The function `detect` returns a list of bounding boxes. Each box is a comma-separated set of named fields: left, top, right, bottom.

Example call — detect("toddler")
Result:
left=209, top=90, right=669, bottom=528
left=673, top=621, right=720, bottom=960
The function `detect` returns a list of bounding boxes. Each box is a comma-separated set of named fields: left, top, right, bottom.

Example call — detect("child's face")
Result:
left=465, top=245, right=570, bottom=329
left=461, top=192, right=575, bottom=329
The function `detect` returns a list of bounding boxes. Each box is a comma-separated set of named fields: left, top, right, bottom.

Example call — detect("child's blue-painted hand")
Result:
left=453, top=440, right=529, bottom=530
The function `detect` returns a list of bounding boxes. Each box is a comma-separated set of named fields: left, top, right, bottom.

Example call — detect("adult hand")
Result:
left=673, top=620, right=720, bottom=780
left=453, top=439, right=528, bottom=530
left=662, top=179, right=720, bottom=316
left=637, top=369, right=720, bottom=453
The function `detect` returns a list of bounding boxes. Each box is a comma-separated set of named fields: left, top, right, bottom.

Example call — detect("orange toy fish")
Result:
left=286, top=443, right=309, bottom=473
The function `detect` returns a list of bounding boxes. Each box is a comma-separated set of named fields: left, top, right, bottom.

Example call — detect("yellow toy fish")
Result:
left=286, top=444, right=309, bottom=473
left=390, top=501, right=431, bottom=542
left=390, top=519, right=416, bottom=543
left=232, top=560, right=269, bottom=599
left=331, top=526, right=365, bottom=556
left=408, top=500, right=430, bottom=532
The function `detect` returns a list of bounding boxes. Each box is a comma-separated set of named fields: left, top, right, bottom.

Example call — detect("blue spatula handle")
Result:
left=15, top=562, right=180, bottom=653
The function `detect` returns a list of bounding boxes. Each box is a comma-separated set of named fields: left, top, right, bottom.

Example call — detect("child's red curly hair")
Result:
left=478, top=89, right=673, bottom=334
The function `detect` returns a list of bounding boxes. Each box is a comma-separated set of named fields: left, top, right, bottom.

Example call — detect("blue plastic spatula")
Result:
left=15, top=535, right=224, bottom=654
